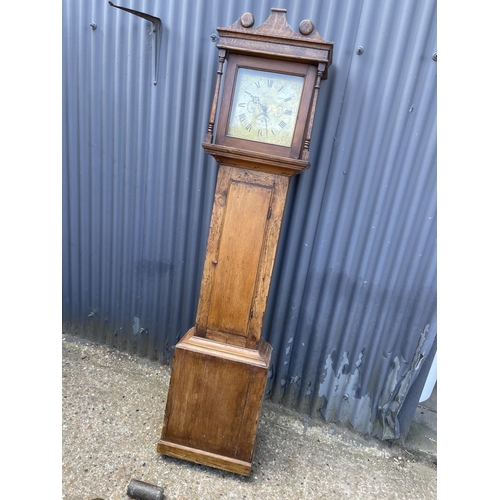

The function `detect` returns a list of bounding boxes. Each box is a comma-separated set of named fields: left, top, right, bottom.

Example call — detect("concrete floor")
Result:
left=405, top=384, right=437, bottom=462
left=62, top=334, right=437, bottom=499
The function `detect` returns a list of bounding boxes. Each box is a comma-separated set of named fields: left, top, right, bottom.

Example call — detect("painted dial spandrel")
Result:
left=227, top=68, right=305, bottom=147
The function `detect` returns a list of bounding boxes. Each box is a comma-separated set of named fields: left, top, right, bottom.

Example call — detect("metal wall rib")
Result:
left=62, top=0, right=437, bottom=439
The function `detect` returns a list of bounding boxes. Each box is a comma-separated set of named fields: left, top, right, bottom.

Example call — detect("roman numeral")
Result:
left=278, top=86, right=284, bottom=92
left=245, top=123, right=252, bottom=131
left=239, top=113, right=246, bottom=122
left=268, top=79, right=273, bottom=87
left=284, top=96, right=292, bottom=102
left=279, top=120, right=287, bottom=129
left=238, top=102, right=246, bottom=107
left=284, top=109, right=293, bottom=115
left=254, top=81, right=261, bottom=88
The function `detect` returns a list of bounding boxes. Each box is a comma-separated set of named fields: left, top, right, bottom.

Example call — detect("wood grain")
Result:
left=158, top=330, right=271, bottom=474
left=216, top=8, right=333, bottom=78
left=207, top=178, right=272, bottom=335
left=195, top=166, right=233, bottom=336
left=202, top=142, right=310, bottom=176
left=158, top=8, right=332, bottom=476
left=196, top=165, right=286, bottom=347
left=214, top=55, right=317, bottom=160
left=156, top=441, right=252, bottom=476
left=246, top=174, right=289, bottom=349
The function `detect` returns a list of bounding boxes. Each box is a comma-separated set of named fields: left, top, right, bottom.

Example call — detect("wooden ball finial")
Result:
left=240, top=12, right=255, bottom=28
left=299, top=19, right=314, bottom=36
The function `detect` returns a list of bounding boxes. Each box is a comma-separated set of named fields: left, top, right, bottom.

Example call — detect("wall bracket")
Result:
left=109, top=1, right=162, bottom=85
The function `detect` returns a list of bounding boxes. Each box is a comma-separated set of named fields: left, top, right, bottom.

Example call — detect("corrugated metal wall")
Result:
left=62, top=0, right=437, bottom=440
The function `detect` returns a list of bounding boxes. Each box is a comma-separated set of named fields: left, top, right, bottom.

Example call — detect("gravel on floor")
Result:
left=62, top=334, right=437, bottom=500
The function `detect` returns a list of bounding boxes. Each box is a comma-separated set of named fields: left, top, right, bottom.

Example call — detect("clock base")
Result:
left=156, top=440, right=253, bottom=476
left=157, top=327, right=271, bottom=476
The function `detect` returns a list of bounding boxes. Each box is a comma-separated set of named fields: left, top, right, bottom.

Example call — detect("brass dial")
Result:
left=227, top=68, right=304, bottom=147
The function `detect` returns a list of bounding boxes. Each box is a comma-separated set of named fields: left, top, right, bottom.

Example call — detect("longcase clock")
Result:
left=157, top=8, right=333, bottom=476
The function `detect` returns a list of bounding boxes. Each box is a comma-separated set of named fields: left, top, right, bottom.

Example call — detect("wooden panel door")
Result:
left=195, top=165, right=289, bottom=348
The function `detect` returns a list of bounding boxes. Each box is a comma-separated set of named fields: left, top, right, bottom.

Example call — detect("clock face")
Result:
left=227, top=68, right=305, bottom=147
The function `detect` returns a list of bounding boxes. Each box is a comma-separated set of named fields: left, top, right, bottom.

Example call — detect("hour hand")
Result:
left=244, top=91, right=267, bottom=109
left=244, top=91, right=259, bottom=103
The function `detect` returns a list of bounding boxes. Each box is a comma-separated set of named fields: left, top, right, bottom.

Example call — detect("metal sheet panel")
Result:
left=62, top=0, right=436, bottom=439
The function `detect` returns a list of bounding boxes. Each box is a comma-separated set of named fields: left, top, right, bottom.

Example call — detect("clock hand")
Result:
left=244, top=91, right=260, bottom=104
left=244, top=91, right=269, bottom=115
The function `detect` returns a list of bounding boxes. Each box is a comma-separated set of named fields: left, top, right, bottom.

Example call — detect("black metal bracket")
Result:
left=109, top=1, right=162, bottom=85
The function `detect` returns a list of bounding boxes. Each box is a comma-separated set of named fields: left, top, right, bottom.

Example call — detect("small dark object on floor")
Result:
left=126, top=478, right=164, bottom=500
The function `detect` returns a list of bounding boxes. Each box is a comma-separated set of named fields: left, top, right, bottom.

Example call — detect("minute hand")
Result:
left=244, top=91, right=268, bottom=114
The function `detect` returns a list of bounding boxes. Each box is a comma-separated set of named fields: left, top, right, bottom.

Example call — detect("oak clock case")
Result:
left=157, top=8, right=333, bottom=477
left=216, top=55, right=317, bottom=158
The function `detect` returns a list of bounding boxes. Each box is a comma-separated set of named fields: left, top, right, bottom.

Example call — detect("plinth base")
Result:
left=157, top=328, right=271, bottom=476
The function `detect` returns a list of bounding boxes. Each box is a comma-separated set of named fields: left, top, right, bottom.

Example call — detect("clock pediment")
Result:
left=216, top=8, right=333, bottom=77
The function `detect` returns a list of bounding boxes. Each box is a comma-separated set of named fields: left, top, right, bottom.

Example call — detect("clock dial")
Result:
left=227, top=68, right=304, bottom=147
